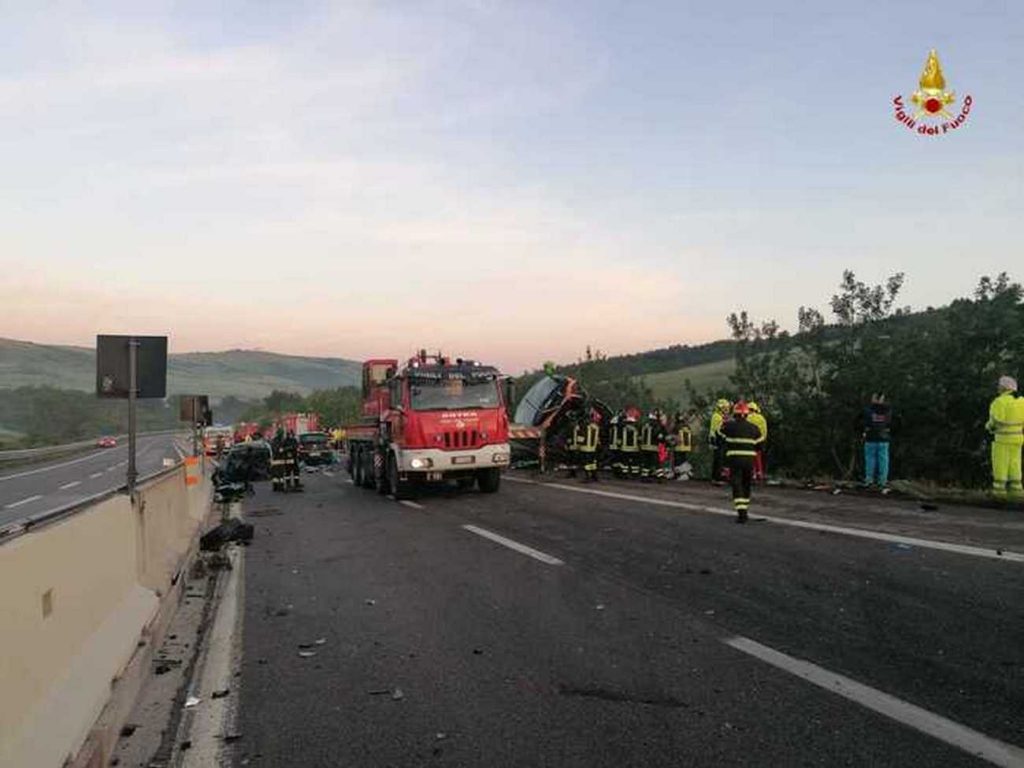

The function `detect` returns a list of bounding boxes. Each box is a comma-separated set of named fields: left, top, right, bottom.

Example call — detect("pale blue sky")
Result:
left=1, top=1, right=1020, bottom=371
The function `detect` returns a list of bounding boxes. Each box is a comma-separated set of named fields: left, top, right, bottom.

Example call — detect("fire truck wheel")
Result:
left=387, top=453, right=412, bottom=500
left=352, top=447, right=364, bottom=486
left=478, top=468, right=501, bottom=493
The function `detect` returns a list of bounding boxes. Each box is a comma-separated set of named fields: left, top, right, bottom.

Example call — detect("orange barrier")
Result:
left=184, top=455, right=200, bottom=486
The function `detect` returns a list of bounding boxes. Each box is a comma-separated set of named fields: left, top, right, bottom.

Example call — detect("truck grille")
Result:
left=443, top=429, right=478, bottom=449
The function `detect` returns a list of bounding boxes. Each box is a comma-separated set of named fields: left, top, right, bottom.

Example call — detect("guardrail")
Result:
left=0, top=451, right=195, bottom=544
left=0, top=429, right=187, bottom=464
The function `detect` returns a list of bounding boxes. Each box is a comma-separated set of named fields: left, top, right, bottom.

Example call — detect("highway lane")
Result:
left=234, top=472, right=1024, bottom=767
left=0, top=433, right=190, bottom=528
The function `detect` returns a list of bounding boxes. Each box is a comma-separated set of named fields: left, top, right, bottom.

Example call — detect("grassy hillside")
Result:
left=0, top=338, right=361, bottom=399
left=638, top=358, right=736, bottom=403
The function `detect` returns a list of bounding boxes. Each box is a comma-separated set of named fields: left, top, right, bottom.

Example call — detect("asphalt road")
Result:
left=0, top=433, right=188, bottom=528
left=235, top=471, right=1024, bottom=768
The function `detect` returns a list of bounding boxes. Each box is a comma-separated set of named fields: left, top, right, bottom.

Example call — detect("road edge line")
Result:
left=504, top=477, right=1024, bottom=564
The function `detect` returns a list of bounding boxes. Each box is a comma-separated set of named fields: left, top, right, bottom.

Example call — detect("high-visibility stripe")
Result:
left=726, top=437, right=760, bottom=445
left=726, top=450, right=757, bottom=457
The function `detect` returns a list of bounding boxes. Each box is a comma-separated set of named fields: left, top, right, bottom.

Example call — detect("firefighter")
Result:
left=708, top=399, right=731, bottom=483
left=747, top=401, right=768, bottom=482
left=639, top=412, right=661, bottom=480
left=986, top=376, right=1024, bottom=500
left=722, top=401, right=762, bottom=523
left=566, top=414, right=583, bottom=478
left=578, top=407, right=601, bottom=481
left=270, top=428, right=286, bottom=492
left=620, top=409, right=640, bottom=478
left=608, top=411, right=623, bottom=477
left=280, top=430, right=302, bottom=491
left=671, top=411, right=694, bottom=479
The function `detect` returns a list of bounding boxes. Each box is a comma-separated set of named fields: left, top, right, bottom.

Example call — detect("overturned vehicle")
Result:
left=509, top=375, right=611, bottom=468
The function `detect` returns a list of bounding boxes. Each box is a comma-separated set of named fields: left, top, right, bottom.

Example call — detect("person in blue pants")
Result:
left=862, top=393, right=893, bottom=489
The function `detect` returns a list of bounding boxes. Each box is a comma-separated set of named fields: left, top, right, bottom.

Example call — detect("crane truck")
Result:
left=345, top=352, right=511, bottom=499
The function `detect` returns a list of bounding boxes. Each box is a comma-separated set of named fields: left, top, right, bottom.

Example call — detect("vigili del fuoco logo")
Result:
left=893, top=49, right=972, bottom=136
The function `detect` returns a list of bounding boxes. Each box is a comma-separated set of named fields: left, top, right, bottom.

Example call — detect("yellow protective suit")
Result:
left=986, top=391, right=1024, bottom=497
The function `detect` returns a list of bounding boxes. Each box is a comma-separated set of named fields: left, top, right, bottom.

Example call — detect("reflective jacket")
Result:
left=722, top=418, right=762, bottom=460
left=987, top=392, right=1024, bottom=446
left=709, top=411, right=724, bottom=443
left=748, top=412, right=768, bottom=443
left=620, top=423, right=639, bottom=452
left=578, top=422, right=599, bottom=453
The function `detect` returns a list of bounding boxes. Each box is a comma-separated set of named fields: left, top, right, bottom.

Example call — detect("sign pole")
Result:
left=192, top=399, right=200, bottom=457
left=127, top=337, right=139, bottom=495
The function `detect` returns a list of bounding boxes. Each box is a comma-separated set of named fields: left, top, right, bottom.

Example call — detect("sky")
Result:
left=1, top=0, right=1021, bottom=373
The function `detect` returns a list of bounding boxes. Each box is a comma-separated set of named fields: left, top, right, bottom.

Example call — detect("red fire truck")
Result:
left=345, top=352, right=511, bottom=499
left=275, top=412, right=320, bottom=436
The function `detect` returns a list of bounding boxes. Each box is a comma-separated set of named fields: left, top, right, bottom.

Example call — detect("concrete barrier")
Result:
left=0, top=464, right=211, bottom=768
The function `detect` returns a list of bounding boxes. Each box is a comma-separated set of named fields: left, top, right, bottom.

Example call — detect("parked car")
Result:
left=96, top=436, right=117, bottom=448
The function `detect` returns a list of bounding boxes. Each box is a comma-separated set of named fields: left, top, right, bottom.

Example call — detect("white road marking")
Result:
left=4, top=494, right=43, bottom=509
left=724, top=635, right=1024, bottom=767
left=59, top=481, right=81, bottom=490
left=399, top=500, right=424, bottom=510
left=504, top=477, right=1024, bottom=564
left=461, top=524, right=564, bottom=566
left=89, top=472, right=104, bottom=479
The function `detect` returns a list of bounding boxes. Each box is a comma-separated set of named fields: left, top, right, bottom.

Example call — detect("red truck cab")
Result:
left=346, top=352, right=511, bottom=498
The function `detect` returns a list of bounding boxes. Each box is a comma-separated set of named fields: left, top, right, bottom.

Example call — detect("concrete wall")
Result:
left=0, top=466, right=210, bottom=768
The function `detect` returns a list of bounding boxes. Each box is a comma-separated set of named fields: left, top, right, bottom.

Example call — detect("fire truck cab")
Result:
left=346, top=352, right=511, bottom=499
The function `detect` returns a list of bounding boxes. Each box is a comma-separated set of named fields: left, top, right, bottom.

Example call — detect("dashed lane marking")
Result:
left=461, top=524, right=564, bottom=566
left=724, top=635, right=1024, bottom=767
left=4, top=494, right=43, bottom=509
left=59, top=481, right=81, bottom=490
left=89, top=472, right=104, bottom=479
left=504, top=477, right=1024, bottom=564
left=399, top=500, right=424, bottom=510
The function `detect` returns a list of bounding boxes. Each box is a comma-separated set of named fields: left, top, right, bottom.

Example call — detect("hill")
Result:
left=638, top=358, right=736, bottom=403
left=0, top=338, right=361, bottom=399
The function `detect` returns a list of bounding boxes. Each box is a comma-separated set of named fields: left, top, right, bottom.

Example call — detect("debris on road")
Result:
left=212, top=688, right=231, bottom=699
left=391, top=688, right=405, bottom=701
left=298, top=650, right=317, bottom=659
left=365, top=599, right=376, bottom=606
left=184, top=696, right=202, bottom=708
left=595, top=604, right=606, bottom=611
left=315, top=637, right=327, bottom=646
left=920, top=502, right=939, bottom=511
left=699, top=568, right=712, bottom=575
left=200, top=518, right=254, bottom=551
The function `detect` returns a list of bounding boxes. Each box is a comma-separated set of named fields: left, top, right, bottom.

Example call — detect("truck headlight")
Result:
left=411, top=457, right=433, bottom=469
left=492, top=453, right=509, bottom=464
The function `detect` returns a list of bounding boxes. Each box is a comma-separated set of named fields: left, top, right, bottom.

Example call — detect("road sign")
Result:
left=96, top=335, right=168, bottom=494
left=96, top=335, right=168, bottom=399
left=179, top=395, right=211, bottom=425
